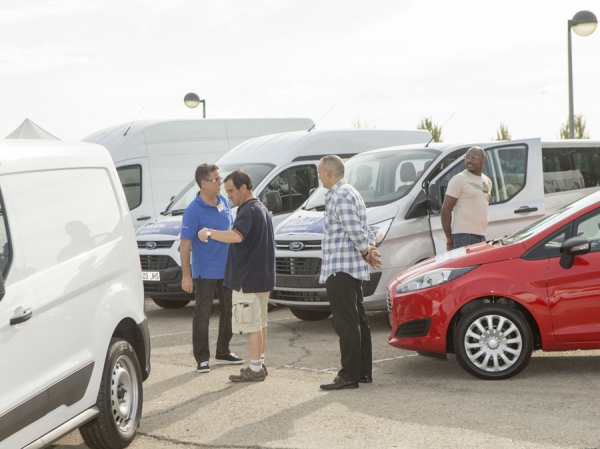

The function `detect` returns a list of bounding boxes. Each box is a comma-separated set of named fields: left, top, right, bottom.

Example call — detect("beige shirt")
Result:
left=445, top=170, right=492, bottom=236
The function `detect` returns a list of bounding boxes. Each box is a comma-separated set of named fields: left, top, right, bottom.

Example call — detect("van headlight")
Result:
left=369, top=218, right=393, bottom=247
left=395, top=266, right=478, bottom=293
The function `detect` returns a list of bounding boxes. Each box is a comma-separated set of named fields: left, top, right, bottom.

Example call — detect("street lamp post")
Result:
left=567, top=10, right=597, bottom=138
left=184, top=92, right=206, bottom=118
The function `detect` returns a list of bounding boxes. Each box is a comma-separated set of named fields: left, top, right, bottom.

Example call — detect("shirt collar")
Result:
left=325, top=178, right=347, bottom=201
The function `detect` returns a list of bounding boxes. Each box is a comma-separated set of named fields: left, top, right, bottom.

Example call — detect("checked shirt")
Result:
left=319, top=179, right=374, bottom=284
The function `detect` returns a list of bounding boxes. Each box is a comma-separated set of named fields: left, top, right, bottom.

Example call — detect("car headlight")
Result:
left=395, top=265, right=478, bottom=293
left=369, top=218, right=393, bottom=247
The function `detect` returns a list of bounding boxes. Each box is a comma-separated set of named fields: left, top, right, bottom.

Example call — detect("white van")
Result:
left=135, top=129, right=432, bottom=308
left=0, top=141, right=150, bottom=448
left=271, top=139, right=600, bottom=320
left=83, top=118, right=314, bottom=228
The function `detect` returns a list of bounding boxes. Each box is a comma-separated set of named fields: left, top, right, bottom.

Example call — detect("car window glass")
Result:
left=575, top=211, right=600, bottom=252
left=117, top=165, right=142, bottom=210
left=262, top=165, right=318, bottom=214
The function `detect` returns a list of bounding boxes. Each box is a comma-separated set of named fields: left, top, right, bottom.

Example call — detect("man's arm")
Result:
left=441, top=195, right=458, bottom=251
left=198, top=227, right=242, bottom=244
left=180, top=238, right=194, bottom=293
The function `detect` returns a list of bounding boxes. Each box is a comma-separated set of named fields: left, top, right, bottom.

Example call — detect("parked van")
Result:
left=83, top=118, right=314, bottom=228
left=135, top=129, right=432, bottom=308
left=0, top=141, right=150, bottom=449
left=271, top=139, right=600, bottom=321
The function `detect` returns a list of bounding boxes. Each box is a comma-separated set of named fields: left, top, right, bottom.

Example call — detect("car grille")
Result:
left=275, top=240, right=322, bottom=251
left=386, top=292, right=392, bottom=314
left=137, top=240, right=175, bottom=249
left=139, top=255, right=178, bottom=271
left=271, top=290, right=323, bottom=302
left=395, top=318, right=432, bottom=338
left=275, top=257, right=321, bottom=276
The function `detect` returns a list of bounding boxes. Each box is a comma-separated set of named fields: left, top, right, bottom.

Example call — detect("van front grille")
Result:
left=137, top=240, right=175, bottom=249
left=139, top=255, right=178, bottom=271
left=275, top=240, right=322, bottom=251
left=275, top=258, right=321, bottom=275
left=271, top=290, right=323, bottom=302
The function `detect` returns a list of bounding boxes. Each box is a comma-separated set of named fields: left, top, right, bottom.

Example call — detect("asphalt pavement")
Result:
left=53, top=298, right=600, bottom=449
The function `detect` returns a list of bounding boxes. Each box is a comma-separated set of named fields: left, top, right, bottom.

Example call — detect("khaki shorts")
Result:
left=232, top=289, right=269, bottom=334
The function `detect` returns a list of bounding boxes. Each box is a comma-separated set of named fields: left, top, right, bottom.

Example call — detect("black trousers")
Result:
left=325, top=272, right=373, bottom=382
left=192, top=278, right=233, bottom=364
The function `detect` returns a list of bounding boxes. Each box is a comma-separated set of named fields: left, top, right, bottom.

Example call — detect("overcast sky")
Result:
left=1, top=0, right=599, bottom=143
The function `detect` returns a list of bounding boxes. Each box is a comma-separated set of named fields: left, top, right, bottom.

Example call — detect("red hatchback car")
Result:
left=388, top=191, right=600, bottom=380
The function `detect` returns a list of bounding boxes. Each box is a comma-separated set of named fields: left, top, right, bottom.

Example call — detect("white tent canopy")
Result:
left=5, top=119, right=59, bottom=140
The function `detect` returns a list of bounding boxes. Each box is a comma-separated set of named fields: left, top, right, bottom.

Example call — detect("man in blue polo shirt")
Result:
left=198, top=169, right=275, bottom=382
left=181, top=163, right=244, bottom=373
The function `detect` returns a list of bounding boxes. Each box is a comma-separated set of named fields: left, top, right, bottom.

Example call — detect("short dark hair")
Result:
left=224, top=169, right=253, bottom=191
left=195, top=163, right=219, bottom=187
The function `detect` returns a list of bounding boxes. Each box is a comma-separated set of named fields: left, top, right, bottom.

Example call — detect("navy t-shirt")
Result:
left=224, top=198, right=275, bottom=293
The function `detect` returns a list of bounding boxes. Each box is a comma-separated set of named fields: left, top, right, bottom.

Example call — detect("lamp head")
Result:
left=184, top=92, right=201, bottom=108
left=571, top=10, right=598, bottom=36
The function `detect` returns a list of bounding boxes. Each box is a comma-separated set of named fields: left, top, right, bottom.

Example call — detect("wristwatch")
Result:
left=206, top=229, right=212, bottom=239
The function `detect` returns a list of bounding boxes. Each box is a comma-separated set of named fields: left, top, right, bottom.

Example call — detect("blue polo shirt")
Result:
left=181, top=193, right=232, bottom=279
left=224, top=198, right=275, bottom=293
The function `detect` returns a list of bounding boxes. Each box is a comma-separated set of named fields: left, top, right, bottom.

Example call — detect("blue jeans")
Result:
left=452, top=233, right=485, bottom=249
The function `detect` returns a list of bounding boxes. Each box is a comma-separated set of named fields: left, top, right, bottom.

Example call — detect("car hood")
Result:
left=136, top=215, right=183, bottom=239
left=393, top=240, right=527, bottom=284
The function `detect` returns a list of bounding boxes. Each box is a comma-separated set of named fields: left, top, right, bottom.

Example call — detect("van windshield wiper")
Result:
left=304, top=205, right=326, bottom=211
left=170, top=209, right=186, bottom=216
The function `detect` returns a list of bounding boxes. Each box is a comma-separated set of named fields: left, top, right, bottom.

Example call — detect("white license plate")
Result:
left=142, top=271, right=160, bottom=281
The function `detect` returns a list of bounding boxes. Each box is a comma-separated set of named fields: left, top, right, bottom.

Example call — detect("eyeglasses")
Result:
left=204, top=177, right=222, bottom=183
left=465, top=155, right=483, bottom=161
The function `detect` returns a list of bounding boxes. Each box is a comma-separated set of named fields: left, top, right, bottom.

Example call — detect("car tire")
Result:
left=290, top=307, right=331, bottom=321
left=454, top=304, right=533, bottom=380
left=80, top=338, right=143, bottom=448
left=152, top=298, right=190, bottom=309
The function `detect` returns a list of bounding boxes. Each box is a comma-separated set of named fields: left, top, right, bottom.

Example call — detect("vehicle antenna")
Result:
left=307, top=106, right=333, bottom=132
left=123, top=105, right=146, bottom=136
left=425, top=112, right=455, bottom=147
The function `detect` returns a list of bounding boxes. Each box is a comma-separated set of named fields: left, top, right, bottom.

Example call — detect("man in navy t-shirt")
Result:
left=181, top=164, right=244, bottom=374
left=198, top=169, right=275, bottom=382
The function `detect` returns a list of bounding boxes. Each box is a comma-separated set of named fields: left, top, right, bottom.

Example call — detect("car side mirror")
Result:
left=264, top=191, right=282, bottom=214
left=559, top=236, right=590, bottom=269
left=309, top=188, right=316, bottom=196
left=427, top=180, right=442, bottom=213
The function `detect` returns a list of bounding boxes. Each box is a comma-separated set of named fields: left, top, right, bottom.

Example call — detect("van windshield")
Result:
left=304, top=149, right=440, bottom=210
left=164, top=163, right=275, bottom=213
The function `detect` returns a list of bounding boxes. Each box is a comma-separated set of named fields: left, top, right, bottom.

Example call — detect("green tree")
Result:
left=351, top=118, right=376, bottom=129
left=559, top=115, right=590, bottom=139
left=416, top=117, right=442, bottom=142
left=494, top=123, right=511, bottom=141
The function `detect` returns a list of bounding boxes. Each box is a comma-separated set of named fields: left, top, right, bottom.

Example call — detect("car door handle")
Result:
left=10, top=308, right=33, bottom=326
left=137, top=216, right=151, bottom=221
left=514, top=206, right=538, bottom=214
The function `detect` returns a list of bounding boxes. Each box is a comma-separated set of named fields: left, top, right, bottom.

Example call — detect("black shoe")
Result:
left=320, top=376, right=359, bottom=390
left=359, top=375, right=373, bottom=384
left=197, top=361, right=210, bottom=373
left=215, top=352, right=244, bottom=365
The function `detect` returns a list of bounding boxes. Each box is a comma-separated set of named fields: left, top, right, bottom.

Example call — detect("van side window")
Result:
left=117, top=165, right=142, bottom=210
left=5, top=169, right=122, bottom=281
left=263, top=165, right=318, bottom=214
left=543, top=147, right=600, bottom=193
left=0, top=198, right=11, bottom=278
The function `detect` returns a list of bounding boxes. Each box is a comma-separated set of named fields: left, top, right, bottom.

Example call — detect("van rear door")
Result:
left=427, top=138, right=544, bottom=254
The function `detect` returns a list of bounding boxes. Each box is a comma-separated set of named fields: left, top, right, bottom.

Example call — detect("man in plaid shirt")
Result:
left=318, top=155, right=382, bottom=391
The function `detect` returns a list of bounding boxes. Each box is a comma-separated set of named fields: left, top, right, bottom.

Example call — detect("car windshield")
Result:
left=304, top=148, right=440, bottom=210
left=502, top=191, right=600, bottom=244
left=164, top=163, right=275, bottom=213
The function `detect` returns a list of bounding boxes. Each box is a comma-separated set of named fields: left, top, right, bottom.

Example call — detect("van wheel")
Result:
left=290, top=308, right=331, bottom=321
left=454, top=304, right=533, bottom=380
left=152, top=298, right=190, bottom=309
left=80, top=338, right=143, bottom=449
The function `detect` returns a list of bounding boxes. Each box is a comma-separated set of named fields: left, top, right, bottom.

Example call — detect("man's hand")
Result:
left=181, top=274, right=194, bottom=293
left=446, top=240, right=454, bottom=251
left=198, top=228, right=209, bottom=243
left=365, top=247, right=382, bottom=269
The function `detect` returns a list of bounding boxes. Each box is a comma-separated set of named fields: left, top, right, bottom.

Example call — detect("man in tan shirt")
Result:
left=441, top=146, right=492, bottom=251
